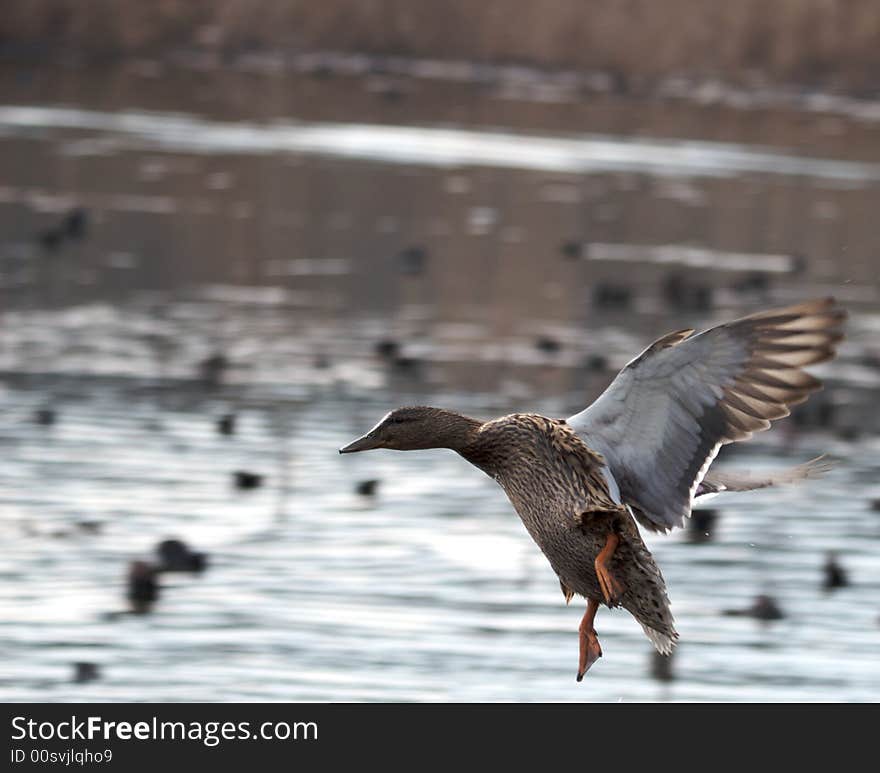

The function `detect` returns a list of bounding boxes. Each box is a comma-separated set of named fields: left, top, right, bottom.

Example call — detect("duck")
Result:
left=723, top=594, right=786, bottom=621
left=822, top=551, right=849, bottom=591
left=356, top=479, right=380, bottom=497
left=72, top=662, right=101, bottom=684
left=126, top=560, right=160, bottom=614
left=233, top=470, right=264, bottom=490
left=339, top=298, right=845, bottom=680
left=156, top=538, right=208, bottom=574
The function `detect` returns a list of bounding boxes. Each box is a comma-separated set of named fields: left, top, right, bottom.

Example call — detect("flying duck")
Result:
left=340, top=298, right=845, bottom=680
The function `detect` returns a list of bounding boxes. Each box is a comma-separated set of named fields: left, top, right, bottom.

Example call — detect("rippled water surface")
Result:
left=1, top=370, right=879, bottom=702
left=1, top=61, right=879, bottom=702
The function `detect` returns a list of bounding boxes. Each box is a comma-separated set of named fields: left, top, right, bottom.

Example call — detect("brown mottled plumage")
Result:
left=339, top=299, right=845, bottom=679
left=462, top=414, right=677, bottom=655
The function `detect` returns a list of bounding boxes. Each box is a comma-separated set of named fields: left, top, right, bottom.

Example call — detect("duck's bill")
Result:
left=338, top=433, right=381, bottom=453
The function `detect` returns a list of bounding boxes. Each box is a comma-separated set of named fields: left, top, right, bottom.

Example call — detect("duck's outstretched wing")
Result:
left=567, top=298, right=845, bottom=533
left=696, top=455, right=835, bottom=498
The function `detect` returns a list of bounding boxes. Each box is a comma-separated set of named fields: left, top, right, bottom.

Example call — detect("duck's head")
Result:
left=339, top=406, right=480, bottom=453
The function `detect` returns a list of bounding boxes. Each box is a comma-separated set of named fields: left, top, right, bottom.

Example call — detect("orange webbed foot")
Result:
left=577, top=628, right=602, bottom=681
left=576, top=598, right=603, bottom=682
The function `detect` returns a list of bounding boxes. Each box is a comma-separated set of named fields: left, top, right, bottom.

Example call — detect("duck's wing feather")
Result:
left=696, top=455, right=835, bottom=497
left=567, top=298, right=845, bottom=532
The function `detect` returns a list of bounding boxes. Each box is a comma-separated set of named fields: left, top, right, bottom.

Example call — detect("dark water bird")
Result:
left=356, top=479, right=380, bottom=497
left=72, top=662, right=100, bottom=684
left=38, top=226, right=65, bottom=253
left=35, top=407, right=56, bottom=426
left=234, top=470, right=263, bottom=490
left=870, top=498, right=880, bottom=512
left=340, top=299, right=845, bottom=680
left=593, top=283, right=633, bottom=310
left=127, top=561, right=159, bottom=614
left=198, top=353, right=228, bottom=387
left=375, top=339, right=400, bottom=360
left=663, top=273, right=713, bottom=312
left=157, top=539, right=208, bottom=574
left=63, top=207, right=88, bottom=240
left=75, top=520, right=103, bottom=535
left=723, top=594, right=786, bottom=621
left=398, top=245, right=428, bottom=275
left=687, top=508, right=719, bottom=543
left=583, top=354, right=609, bottom=373
left=36, top=208, right=89, bottom=252
left=823, top=551, right=849, bottom=591
left=217, top=413, right=236, bottom=436
left=535, top=336, right=561, bottom=354
left=790, top=253, right=808, bottom=275
left=559, top=240, right=583, bottom=259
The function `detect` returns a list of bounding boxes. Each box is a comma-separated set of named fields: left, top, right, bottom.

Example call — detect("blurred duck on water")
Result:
left=823, top=551, right=849, bottom=591
left=356, top=479, right=380, bottom=497
left=723, top=594, right=786, bottom=621
left=72, top=662, right=100, bottom=684
left=34, top=407, right=56, bottom=426
left=198, top=352, right=228, bottom=387
left=217, top=413, right=237, bottom=436
left=234, top=470, right=264, bottom=490
left=126, top=560, right=159, bottom=615
left=156, top=539, right=208, bottom=574
left=36, top=207, right=89, bottom=253
left=341, top=299, right=845, bottom=680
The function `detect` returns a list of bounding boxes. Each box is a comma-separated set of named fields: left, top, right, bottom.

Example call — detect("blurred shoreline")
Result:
left=3, top=1, right=880, bottom=97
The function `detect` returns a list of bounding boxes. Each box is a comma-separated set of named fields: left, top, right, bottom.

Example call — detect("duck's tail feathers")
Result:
left=696, top=455, right=835, bottom=498
left=641, top=623, right=678, bottom=655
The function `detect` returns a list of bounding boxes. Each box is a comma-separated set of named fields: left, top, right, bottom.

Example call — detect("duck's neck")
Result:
left=425, top=409, right=483, bottom=452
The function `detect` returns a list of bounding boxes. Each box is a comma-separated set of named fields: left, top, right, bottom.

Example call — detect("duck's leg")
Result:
left=595, top=531, right=624, bottom=605
left=577, top=598, right=602, bottom=681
